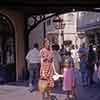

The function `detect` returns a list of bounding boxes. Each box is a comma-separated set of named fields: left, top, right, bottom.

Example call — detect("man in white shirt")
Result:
left=26, top=43, right=40, bottom=92
left=71, top=45, right=80, bottom=69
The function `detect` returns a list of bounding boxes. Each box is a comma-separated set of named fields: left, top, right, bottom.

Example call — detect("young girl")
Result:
left=61, top=51, right=77, bottom=100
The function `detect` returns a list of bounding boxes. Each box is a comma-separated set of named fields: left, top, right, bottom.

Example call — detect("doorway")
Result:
left=0, top=14, right=16, bottom=83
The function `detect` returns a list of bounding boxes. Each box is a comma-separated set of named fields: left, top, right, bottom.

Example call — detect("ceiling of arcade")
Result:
left=0, top=0, right=100, bottom=35
left=0, top=0, right=100, bottom=16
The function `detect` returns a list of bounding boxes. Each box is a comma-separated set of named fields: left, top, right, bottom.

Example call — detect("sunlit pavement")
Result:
left=0, top=69, right=100, bottom=100
left=0, top=85, right=43, bottom=100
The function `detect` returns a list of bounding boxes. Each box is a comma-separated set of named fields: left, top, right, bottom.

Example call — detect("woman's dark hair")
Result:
left=52, top=44, right=55, bottom=50
left=89, top=45, right=93, bottom=52
left=34, top=43, right=39, bottom=49
left=52, top=44, right=59, bottom=51
left=72, top=45, right=75, bottom=49
left=56, top=44, right=60, bottom=50
left=65, top=51, right=71, bottom=56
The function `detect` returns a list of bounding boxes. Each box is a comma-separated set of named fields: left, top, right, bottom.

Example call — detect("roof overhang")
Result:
left=0, top=0, right=100, bottom=16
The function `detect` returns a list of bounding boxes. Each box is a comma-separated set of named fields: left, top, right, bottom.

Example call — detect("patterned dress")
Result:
left=40, top=48, right=54, bottom=88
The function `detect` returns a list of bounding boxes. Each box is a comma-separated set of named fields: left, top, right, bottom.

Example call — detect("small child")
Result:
left=61, top=52, right=77, bottom=100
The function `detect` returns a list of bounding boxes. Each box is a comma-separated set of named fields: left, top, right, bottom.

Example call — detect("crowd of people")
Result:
left=25, top=38, right=100, bottom=100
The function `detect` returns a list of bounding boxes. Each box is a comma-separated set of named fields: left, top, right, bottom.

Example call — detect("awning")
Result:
left=78, top=21, right=100, bottom=32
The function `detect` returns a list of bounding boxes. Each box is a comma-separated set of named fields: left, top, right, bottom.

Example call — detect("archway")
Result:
left=0, top=13, right=16, bottom=83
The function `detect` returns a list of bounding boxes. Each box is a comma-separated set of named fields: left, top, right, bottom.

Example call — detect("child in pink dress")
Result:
left=62, top=52, right=77, bottom=100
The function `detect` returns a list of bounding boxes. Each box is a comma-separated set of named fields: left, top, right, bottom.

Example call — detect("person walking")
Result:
left=52, top=44, right=62, bottom=89
left=60, top=44, right=67, bottom=71
left=71, top=45, right=79, bottom=68
left=40, top=39, right=54, bottom=100
left=52, top=44, right=62, bottom=74
left=26, top=43, right=40, bottom=92
left=88, top=45, right=96, bottom=86
left=78, top=43, right=88, bottom=87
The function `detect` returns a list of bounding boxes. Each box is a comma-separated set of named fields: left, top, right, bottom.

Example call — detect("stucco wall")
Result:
left=29, top=22, right=44, bottom=49
left=63, top=12, right=77, bottom=33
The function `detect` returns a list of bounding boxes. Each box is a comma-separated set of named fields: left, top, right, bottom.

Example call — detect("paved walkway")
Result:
left=0, top=84, right=100, bottom=100
left=0, top=69, right=100, bottom=100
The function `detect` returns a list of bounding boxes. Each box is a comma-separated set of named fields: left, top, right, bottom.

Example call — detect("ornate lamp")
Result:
left=53, top=16, right=65, bottom=44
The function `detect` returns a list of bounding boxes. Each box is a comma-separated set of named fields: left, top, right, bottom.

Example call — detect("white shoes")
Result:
left=29, top=83, right=32, bottom=87
left=28, top=83, right=35, bottom=92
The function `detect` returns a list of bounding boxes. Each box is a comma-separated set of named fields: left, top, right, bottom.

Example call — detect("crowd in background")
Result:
left=25, top=38, right=100, bottom=100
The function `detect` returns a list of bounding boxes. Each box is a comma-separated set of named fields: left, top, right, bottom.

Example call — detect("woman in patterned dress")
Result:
left=40, top=39, right=54, bottom=100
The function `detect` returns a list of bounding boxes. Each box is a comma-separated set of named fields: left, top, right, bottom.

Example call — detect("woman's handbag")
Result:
left=52, top=62, right=62, bottom=81
left=38, top=79, right=48, bottom=93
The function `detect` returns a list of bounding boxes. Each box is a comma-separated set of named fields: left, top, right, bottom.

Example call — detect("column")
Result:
left=15, top=15, right=25, bottom=80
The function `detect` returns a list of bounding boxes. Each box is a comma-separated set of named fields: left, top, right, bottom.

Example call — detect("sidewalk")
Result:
left=0, top=69, right=100, bottom=100
left=0, top=85, right=42, bottom=100
left=0, top=85, right=78, bottom=100
left=0, top=82, right=100, bottom=100
left=0, top=85, right=67, bottom=100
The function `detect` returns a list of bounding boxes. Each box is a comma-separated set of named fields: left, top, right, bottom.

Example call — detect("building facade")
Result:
left=28, top=12, right=80, bottom=49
